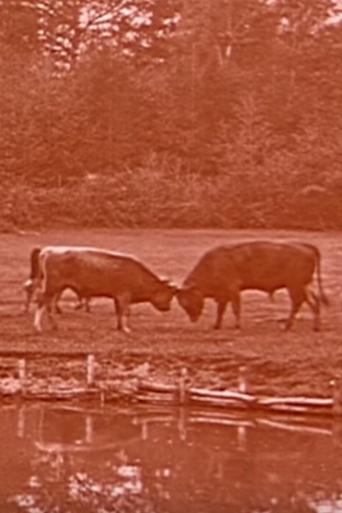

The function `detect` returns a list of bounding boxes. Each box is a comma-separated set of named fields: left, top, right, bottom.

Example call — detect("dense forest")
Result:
left=1, top=0, right=341, bottom=230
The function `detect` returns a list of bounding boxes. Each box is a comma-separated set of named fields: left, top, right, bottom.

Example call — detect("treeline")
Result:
left=0, top=0, right=342, bottom=231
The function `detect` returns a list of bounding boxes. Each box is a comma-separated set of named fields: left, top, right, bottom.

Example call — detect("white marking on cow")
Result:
left=34, top=306, right=45, bottom=332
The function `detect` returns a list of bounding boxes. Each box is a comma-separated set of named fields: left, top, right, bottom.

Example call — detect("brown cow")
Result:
left=176, top=241, right=328, bottom=331
left=32, top=246, right=176, bottom=333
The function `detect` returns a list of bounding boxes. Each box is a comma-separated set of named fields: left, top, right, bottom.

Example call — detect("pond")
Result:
left=1, top=403, right=342, bottom=513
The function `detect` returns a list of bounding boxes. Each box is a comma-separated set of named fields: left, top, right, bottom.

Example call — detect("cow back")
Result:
left=183, top=241, right=316, bottom=297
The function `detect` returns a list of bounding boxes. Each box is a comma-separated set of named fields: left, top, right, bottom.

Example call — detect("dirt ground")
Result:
left=1, top=228, right=342, bottom=398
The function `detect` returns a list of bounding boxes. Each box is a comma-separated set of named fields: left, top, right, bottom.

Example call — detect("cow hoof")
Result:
left=117, top=327, right=131, bottom=334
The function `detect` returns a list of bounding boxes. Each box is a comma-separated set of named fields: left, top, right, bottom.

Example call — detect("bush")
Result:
left=0, top=156, right=341, bottom=232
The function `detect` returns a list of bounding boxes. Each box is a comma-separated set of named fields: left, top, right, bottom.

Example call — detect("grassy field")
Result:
left=1, top=228, right=342, bottom=397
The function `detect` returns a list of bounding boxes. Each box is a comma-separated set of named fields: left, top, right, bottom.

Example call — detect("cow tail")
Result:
left=314, top=248, right=329, bottom=306
left=29, top=247, right=41, bottom=280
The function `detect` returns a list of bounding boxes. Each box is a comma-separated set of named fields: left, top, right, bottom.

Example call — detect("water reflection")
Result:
left=1, top=403, right=342, bottom=512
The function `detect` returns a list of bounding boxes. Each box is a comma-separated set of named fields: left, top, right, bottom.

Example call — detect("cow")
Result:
left=23, top=247, right=90, bottom=314
left=31, top=246, right=176, bottom=333
left=176, top=241, right=329, bottom=331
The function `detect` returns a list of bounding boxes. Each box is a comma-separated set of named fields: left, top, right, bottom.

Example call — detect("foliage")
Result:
left=0, top=0, right=341, bottom=231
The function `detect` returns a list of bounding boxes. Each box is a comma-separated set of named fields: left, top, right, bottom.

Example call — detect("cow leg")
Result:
left=74, top=296, right=90, bottom=313
left=46, top=300, right=58, bottom=330
left=34, top=292, right=51, bottom=332
left=214, top=300, right=228, bottom=330
left=231, top=292, right=241, bottom=330
left=84, top=298, right=91, bottom=313
left=33, top=287, right=45, bottom=332
left=23, top=280, right=35, bottom=313
left=34, top=304, right=45, bottom=332
left=114, top=294, right=131, bottom=333
left=34, top=287, right=59, bottom=332
left=55, top=302, right=63, bottom=314
left=113, top=298, right=119, bottom=328
left=74, top=294, right=84, bottom=311
left=46, top=290, right=60, bottom=329
left=305, top=289, right=321, bottom=332
left=24, top=289, right=32, bottom=313
left=52, top=292, right=62, bottom=315
left=74, top=299, right=82, bottom=310
left=285, top=288, right=305, bottom=331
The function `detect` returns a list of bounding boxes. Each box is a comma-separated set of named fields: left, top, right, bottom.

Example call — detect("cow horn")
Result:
left=171, top=283, right=181, bottom=292
left=160, top=278, right=180, bottom=291
left=23, top=279, right=33, bottom=291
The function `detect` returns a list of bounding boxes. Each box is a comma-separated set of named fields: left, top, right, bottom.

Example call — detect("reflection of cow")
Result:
left=23, top=247, right=90, bottom=314
left=176, top=241, right=329, bottom=331
left=31, top=246, right=176, bottom=333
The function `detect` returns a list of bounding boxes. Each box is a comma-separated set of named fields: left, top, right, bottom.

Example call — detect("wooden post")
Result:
left=178, top=407, right=187, bottom=441
left=238, top=366, right=250, bottom=394
left=86, top=354, right=95, bottom=387
left=100, top=391, right=105, bottom=406
left=237, top=425, right=247, bottom=452
left=18, top=359, right=26, bottom=386
left=332, top=378, right=342, bottom=416
left=17, top=406, right=25, bottom=438
left=85, top=415, right=93, bottom=444
left=141, top=420, right=148, bottom=441
left=178, top=367, right=188, bottom=405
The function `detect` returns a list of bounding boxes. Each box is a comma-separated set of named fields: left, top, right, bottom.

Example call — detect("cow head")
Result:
left=176, top=286, right=204, bottom=322
left=150, top=279, right=177, bottom=312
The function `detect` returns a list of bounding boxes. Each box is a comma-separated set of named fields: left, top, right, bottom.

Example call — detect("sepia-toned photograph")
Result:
left=1, top=1, right=342, bottom=512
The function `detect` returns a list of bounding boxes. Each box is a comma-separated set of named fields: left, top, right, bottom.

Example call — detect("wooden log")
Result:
left=136, top=393, right=175, bottom=404
left=189, top=417, right=254, bottom=428
left=139, top=380, right=332, bottom=414
left=262, top=404, right=330, bottom=415
left=133, top=415, right=174, bottom=425
left=138, top=380, right=176, bottom=393
left=139, top=389, right=249, bottom=409
left=21, top=387, right=98, bottom=400
left=0, top=350, right=95, bottom=358
left=189, top=395, right=248, bottom=409
left=34, top=438, right=140, bottom=453
left=259, top=397, right=333, bottom=408
left=257, top=417, right=333, bottom=436
left=190, top=387, right=256, bottom=404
